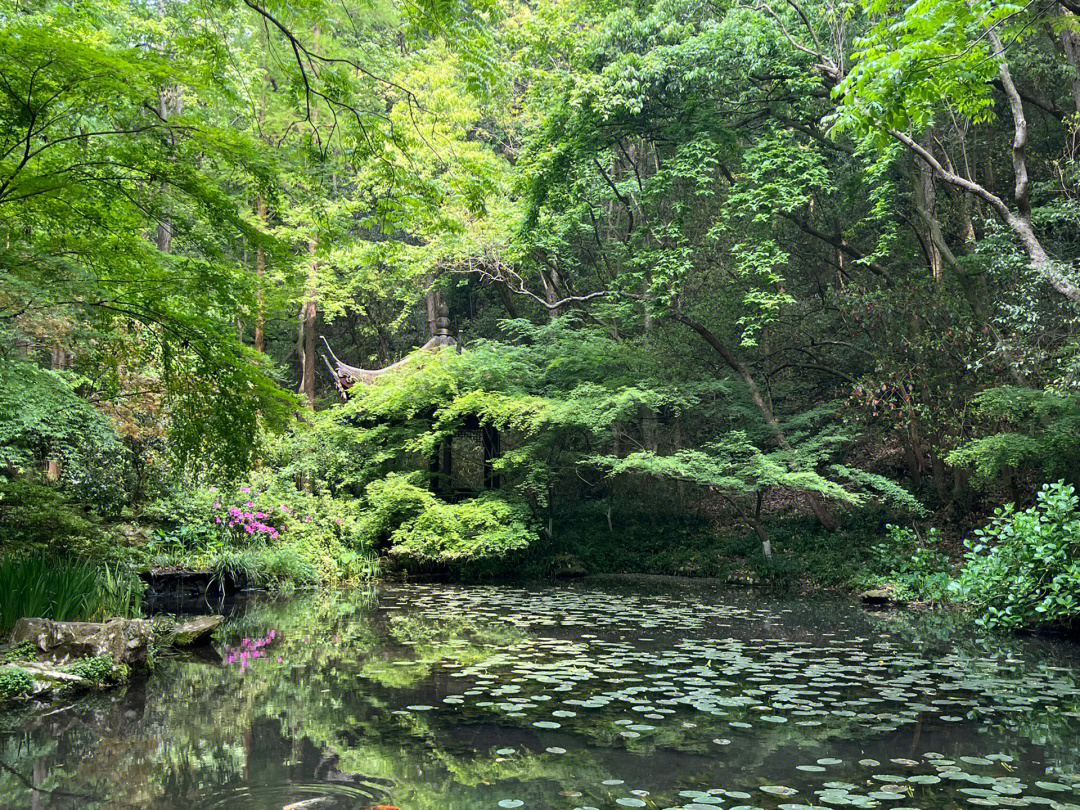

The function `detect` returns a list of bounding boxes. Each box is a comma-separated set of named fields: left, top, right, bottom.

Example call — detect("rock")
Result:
left=20, top=662, right=90, bottom=693
left=171, top=615, right=225, bottom=646
left=726, top=570, right=761, bottom=586
left=859, top=585, right=899, bottom=606
left=11, top=617, right=154, bottom=667
left=550, top=554, right=587, bottom=579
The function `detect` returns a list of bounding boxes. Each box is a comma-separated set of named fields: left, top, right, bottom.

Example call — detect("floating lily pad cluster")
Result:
left=378, top=586, right=1080, bottom=810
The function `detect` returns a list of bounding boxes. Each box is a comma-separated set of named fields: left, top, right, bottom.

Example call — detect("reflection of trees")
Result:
left=2, top=588, right=1080, bottom=810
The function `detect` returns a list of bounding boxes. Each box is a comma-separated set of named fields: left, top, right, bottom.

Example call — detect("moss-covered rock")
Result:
left=11, top=616, right=154, bottom=667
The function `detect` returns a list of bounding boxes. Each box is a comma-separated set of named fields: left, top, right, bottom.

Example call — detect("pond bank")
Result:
left=0, top=615, right=223, bottom=706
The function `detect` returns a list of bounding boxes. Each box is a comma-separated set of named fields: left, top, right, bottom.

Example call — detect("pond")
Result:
left=3, top=580, right=1080, bottom=810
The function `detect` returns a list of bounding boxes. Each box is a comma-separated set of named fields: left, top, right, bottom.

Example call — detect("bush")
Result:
left=0, top=666, right=34, bottom=700
left=0, top=558, right=145, bottom=633
left=952, top=481, right=1080, bottom=630
left=142, top=468, right=379, bottom=586
left=0, top=479, right=106, bottom=560
left=361, top=474, right=535, bottom=563
left=858, top=524, right=953, bottom=603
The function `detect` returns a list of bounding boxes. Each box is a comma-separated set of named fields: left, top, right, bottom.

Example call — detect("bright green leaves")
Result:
left=946, top=387, right=1080, bottom=485
left=832, top=0, right=1028, bottom=138
left=361, top=475, right=534, bottom=562
left=0, top=359, right=121, bottom=476
left=953, top=481, right=1080, bottom=630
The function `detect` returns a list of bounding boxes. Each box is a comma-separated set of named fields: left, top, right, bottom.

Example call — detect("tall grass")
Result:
left=0, top=558, right=145, bottom=634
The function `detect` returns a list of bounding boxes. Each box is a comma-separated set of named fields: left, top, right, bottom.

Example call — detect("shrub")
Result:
left=1, top=641, right=36, bottom=663
left=952, top=481, right=1080, bottom=630
left=143, top=468, right=379, bottom=586
left=858, top=524, right=953, bottom=603
left=360, top=475, right=535, bottom=563
left=0, top=479, right=106, bottom=560
left=0, top=666, right=34, bottom=700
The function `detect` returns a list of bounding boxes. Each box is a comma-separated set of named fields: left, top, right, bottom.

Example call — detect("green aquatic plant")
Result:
left=0, top=557, right=144, bottom=633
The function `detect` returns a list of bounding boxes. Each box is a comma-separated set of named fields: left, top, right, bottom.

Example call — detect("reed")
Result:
left=0, top=558, right=145, bottom=633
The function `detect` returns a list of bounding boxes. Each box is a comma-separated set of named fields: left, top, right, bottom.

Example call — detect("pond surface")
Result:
left=3, top=580, right=1080, bottom=810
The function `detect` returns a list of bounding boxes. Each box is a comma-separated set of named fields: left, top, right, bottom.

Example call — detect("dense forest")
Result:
left=3, top=0, right=1080, bottom=634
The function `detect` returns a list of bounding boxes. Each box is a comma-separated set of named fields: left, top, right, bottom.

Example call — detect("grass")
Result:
left=0, top=558, right=145, bottom=634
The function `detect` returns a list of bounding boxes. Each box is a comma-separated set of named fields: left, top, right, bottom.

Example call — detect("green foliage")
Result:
left=0, top=558, right=144, bottom=634
left=1, top=642, right=36, bottom=664
left=952, top=481, right=1080, bottom=631
left=833, top=0, right=1008, bottom=136
left=0, top=666, right=34, bottom=700
left=363, top=476, right=535, bottom=563
left=859, top=524, right=953, bottom=603
left=947, top=388, right=1080, bottom=486
left=0, top=359, right=123, bottom=481
left=142, top=467, right=379, bottom=586
left=0, top=479, right=106, bottom=560
left=64, top=654, right=127, bottom=686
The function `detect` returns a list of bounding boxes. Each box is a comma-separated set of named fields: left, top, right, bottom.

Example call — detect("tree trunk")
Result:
left=254, top=195, right=267, bottom=354
left=45, top=344, right=68, bottom=481
left=300, top=239, right=317, bottom=409
left=1060, top=6, right=1080, bottom=113
left=912, top=140, right=943, bottom=284
left=155, top=85, right=182, bottom=253
left=673, top=311, right=838, bottom=530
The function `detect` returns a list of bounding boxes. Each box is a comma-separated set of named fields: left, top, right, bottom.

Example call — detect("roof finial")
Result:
left=434, top=301, right=451, bottom=337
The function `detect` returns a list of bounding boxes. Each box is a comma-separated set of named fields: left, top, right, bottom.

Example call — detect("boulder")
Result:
left=10, top=617, right=154, bottom=667
left=859, top=585, right=900, bottom=606
left=171, top=615, right=225, bottom=647
left=19, top=662, right=90, bottom=694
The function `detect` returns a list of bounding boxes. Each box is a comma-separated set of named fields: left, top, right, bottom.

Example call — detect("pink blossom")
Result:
left=240, top=487, right=251, bottom=494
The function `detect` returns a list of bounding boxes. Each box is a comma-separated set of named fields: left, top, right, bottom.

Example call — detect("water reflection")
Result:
left=2, top=582, right=1080, bottom=810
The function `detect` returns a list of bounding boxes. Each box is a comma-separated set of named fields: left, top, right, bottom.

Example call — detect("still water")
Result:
left=3, top=580, right=1080, bottom=810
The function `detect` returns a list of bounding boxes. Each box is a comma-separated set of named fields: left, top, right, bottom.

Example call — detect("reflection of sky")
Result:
left=2, top=583, right=1080, bottom=810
